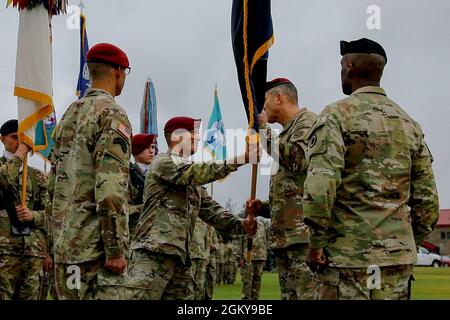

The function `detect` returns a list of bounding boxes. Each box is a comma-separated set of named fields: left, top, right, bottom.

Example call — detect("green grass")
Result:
left=412, top=267, right=450, bottom=300
left=213, top=267, right=450, bottom=300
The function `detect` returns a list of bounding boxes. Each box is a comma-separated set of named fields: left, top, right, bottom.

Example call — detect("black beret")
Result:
left=0, top=119, right=18, bottom=136
left=340, top=38, right=387, bottom=63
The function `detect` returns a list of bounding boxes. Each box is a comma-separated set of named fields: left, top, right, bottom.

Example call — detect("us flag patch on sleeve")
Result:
left=118, top=122, right=131, bottom=140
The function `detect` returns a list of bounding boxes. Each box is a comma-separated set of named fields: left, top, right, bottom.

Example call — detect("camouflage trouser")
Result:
left=38, top=269, right=58, bottom=300
left=191, top=258, right=207, bottom=300
left=231, top=258, right=239, bottom=284
left=55, top=260, right=104, bottom=300
left=205, top=256, right=216, bottom=300
left=216, top=263, right=224, bottom=285
left=315, top=265, right=413, bottom=300
left=274, top=244, right=317, bottom=300
left=224, top=258, right=239, bottom=284
left=122, top=249, right=194, bottom=300
left=240, top=260, right=265, bottom=300
left=0, top=254, right=45, bottom=300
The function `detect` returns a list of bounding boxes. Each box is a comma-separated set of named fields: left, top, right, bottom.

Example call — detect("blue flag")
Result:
left=140, top=77, right=158, bottom=135
left=232, top=0, right=274, bottom=131
left=204, top=87, right=227, bottom=160
left=76, top=13, right=90, bottom=98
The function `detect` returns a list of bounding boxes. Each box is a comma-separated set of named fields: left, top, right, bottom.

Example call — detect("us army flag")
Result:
left=14, top=4, right=54, bottom=153
left=231, top=0, right=274, bottom=131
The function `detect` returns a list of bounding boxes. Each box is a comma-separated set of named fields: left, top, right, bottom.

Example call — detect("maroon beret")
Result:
left=265, top=78, right=293, bottom=92
left=132, top=134, right=157, bottom=155
left=87, top=43, right=130, bottom=68
left=164, top=117, right=201, bottom=133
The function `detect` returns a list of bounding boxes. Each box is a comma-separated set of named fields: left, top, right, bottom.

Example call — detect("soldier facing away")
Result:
left=123, top=116, right=259, bottom=300
left=247, top=78, right=318, bottom=300
left=47, top=43, right=133, bottom=300
left=303, top=38, right=440, bottom=300
left=0, top=120, right=49, bottom=300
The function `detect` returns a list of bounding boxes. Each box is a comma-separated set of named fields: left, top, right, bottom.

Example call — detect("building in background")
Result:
left=426, top=209, right=450, bottom=255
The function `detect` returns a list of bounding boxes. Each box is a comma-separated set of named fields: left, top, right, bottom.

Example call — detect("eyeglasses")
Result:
left=123, top=67, right=131, bottom=75
left=115, top=65, right=131, bottom=75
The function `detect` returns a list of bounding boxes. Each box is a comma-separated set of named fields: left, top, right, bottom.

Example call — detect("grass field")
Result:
left=214, top=267, right=450, bottom=300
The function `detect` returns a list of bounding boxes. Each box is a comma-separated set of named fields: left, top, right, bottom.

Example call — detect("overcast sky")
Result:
left=1, top=0, right=449, bottom=209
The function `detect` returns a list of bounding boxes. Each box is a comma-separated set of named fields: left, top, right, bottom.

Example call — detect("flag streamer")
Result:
left=140, top=77, right=158, bottom=135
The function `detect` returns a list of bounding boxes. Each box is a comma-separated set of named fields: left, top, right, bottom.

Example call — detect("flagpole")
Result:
left=21, top=155, right=28, bottom=207
left=210, top=182, right=214, bottom=198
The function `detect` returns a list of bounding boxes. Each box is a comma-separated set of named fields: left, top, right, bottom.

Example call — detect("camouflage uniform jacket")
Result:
left=131, top=152, right=245, bottom=265
left=241, top=217, right=270, bottom=261
left=47, top=88, right=132, bottom=264
left=128, top=162, right=145, bottom=237
left=210, top=226, right=218, bottom=255
left=190, top=217, right=210, bottom=260
left=0, top=157, right=48, bottom=258
left=216, top=239, right=225, bottom=264
left=260, top=108, right=317, bottom=249
left=302, top=86, right=440, bottom=268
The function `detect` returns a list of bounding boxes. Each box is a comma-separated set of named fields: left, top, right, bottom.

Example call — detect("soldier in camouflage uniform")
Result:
left=240, top=217, right=270, bottom=300
left=224, top=237, right=240, bottom=285
left=215, top=234, right=225, bottom=285
left=47, top=43, right=133, bottom=300
left=128, top=134, right=157, bottom=237
left=248, top=78, right=318, bottom=300
left=123, top=116, right=259, bottom=300
left=0, top=120, right=48, bottom=300
left=191, top=217, right=209, bottom=300
left=205, top=225, right=218, bottom=300
left=223, top=240, right=233, bottom=284
left=302, top=38, right=440, bottom=300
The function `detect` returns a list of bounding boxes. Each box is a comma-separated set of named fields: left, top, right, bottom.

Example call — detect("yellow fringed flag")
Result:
left=14, top=4, right=54, bottom=153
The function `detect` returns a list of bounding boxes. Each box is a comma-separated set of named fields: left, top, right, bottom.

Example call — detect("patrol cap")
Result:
left=0, top=119, right=18, bottom=136
left=164, top=117, right=201, bottom=133
left=340, top=38, right=387, bottom=63
left=265, top=78, right=293, bottom=92
left=132, top=134, right=157, bottom=155
left=87, top=43, right=130, bottom=68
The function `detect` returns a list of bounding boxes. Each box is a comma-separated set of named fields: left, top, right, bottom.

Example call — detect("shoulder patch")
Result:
left=117, top=122, right=132, bottom=140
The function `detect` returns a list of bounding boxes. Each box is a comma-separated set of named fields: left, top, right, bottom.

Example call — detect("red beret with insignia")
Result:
left=164, top=117, right=201, bottom=133
left=131, top=134, right=157, bottom=155
left=265, top=78, right=293, bottom=92
left=87, top=43, right=130, bottom=68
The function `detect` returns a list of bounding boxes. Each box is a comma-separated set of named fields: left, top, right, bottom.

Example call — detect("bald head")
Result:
left=341, top=53, right=386, bottom=95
